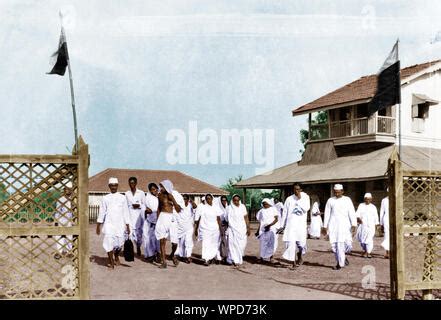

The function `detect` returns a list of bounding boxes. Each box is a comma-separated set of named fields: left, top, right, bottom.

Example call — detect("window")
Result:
left=412, top=103, right=429, bottom=119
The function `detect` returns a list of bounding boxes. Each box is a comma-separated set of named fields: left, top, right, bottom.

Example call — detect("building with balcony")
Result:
left=236, top=59, right=441, bottom=209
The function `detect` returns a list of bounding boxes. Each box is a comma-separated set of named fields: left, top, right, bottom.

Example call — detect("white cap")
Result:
left=334, top=184, right=343, bottom=190
left=108, top=177, right=119, bottom=184
left=364, top=192, right=372, bottom=199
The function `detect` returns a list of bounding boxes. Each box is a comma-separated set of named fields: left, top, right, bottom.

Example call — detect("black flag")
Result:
left=47, top=28, right=69, bottom=76
left=368, top=41, right=401, bottom=116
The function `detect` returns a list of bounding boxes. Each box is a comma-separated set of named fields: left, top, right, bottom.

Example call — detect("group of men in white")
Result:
left=94, top=177, right=390, bottom=271
left=95, top=176, right=252, bottom=269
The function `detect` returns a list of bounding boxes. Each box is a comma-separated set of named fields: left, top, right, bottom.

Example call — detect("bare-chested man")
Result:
left=155, top=179, right=184, bottom=269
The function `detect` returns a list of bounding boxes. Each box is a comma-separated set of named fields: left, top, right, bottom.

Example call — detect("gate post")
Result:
left=389, top=156, right=405, bottom=300
left=77, top=136, right=90, bottom=299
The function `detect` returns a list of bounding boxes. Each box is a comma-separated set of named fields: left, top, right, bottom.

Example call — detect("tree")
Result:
left=299, top=111, right=328, bottom=155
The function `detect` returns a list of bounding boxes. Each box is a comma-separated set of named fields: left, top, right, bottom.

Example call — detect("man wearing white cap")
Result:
left=323, top=184, right=357, bottom=270
left=54, top=181, right=74, bottom=259
left=280, top=183, right=310, bottom=269
left=156, top=179, right=185, bottom=268
left=355, top=193, right=379, bottom=258
left=96, top=177, right=130, bottom=269
left=380, top=190, right=390, bottom=258
left=125, top=177, right=146, bottom=257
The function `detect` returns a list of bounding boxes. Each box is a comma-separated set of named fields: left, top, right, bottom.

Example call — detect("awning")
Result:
left=412, top=93, right=439, bottom=106
left=235, top=145, right=441, bottom=188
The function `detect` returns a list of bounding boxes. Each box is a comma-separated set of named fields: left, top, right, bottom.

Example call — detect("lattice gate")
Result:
left=0, top=137, right=89, bottom=299
left=389, top=154, right=441, bottom=300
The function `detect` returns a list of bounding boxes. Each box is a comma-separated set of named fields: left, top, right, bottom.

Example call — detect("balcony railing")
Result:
left=309, top=115, right=395, bottom=141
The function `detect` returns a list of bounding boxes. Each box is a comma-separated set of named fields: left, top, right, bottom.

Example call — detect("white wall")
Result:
left=399, top=70, right=441, bottom=149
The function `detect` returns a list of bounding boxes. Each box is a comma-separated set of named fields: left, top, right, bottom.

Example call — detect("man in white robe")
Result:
left=96, top=177, right=130, bottom=269
left=194, top=194, right=223, bottom=266
left=308, top=196, right=323, bottom=239
left=54, top=182, right=74, bottom=259
left=256, top=198, right=279, bottom=264
left=380, top=193, right=390, bottom=259
left=175, top=194, right=196, bottom=263
left=356, top=193, right=379, bottom=258
left=225, top=194, right=250, bottom=267
left=281, top=183, right=310, bottom=269
left=125, top=177, right=146, bottom=257
left=143, top=182, right=160, bottom=262
left=323, top=184, right=357, bottom=270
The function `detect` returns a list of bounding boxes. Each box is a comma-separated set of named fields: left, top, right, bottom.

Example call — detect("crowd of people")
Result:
left=95, top=177, right=390, bottom=271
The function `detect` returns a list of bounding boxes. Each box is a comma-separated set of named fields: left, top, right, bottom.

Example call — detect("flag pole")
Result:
left=60, top=14, right=79, bottom=154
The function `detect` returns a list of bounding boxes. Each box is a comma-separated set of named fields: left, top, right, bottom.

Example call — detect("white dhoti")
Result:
left=282, top=240, right=307, bottom=261
left=177, top=227, right=194, bottom=258
left=309, top=215, right=323, bottom=238
left=103, top=234, right=125, bottom=253
left=258, top=230, right=278, bottom=260
left=143, top=220, right=159, bottom=258
left=356, top=225, right=375, bottom=254
left=128, top=209, right=144, bottom=245
left=282, top=222, right=307, bottom=262
left=331, top=242, right=351, bottom=268
left=226, top=228, right=247, bottom=264
left=155, top=213, right=178, bottom=243
left=199, top=230, right=221, bottom=261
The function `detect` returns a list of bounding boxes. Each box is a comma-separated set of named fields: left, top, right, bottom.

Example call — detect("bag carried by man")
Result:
left=123, top=236, right=134, bottom=262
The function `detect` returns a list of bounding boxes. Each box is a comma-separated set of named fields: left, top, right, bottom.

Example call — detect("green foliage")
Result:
left=2, top=189, right=61, bottom=223
left=0, top=183, right=9, bottom=205
left=299, top=111, right=328, bottom=155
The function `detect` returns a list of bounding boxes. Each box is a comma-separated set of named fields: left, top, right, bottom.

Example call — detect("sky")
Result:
left=1, top=0, right=441, bottom=187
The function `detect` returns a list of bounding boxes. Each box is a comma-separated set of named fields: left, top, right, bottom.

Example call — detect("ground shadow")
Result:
left=90, top=255, right=131, bottom=268
left=269, top=280, right=440, bottom=300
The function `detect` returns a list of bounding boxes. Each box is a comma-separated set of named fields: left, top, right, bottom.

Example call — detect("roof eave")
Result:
left=292, top=98, right=372, bottom=117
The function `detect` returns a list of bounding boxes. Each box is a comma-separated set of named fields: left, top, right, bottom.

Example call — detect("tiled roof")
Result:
left=89, top=168, right=228, bottom=195
left=293, top=60, right=441, bottom=115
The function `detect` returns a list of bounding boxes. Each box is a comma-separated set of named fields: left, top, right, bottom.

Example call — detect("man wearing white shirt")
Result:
left=280, top=183, right=310, bottom=269
left=96, top=178, right=130, bottom=269
left=322, top=184, right=357, bottom=270
left=125, top=177, right=146, bottom=257
left=355, top=193, right=379, bottom=258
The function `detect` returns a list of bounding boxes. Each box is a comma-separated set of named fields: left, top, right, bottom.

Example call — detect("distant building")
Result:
left=88, top=168, right=228, bottom=205
left=237, top=59, right=441, bottom=209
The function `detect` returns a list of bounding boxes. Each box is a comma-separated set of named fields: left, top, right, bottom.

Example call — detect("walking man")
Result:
left=322, top=184, right=357, bottom=270
left=280, top=183, right=310, bottom=269
left=125, top=177, right=145, bottom=256
left=96, top=177, right=130, bottom=269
